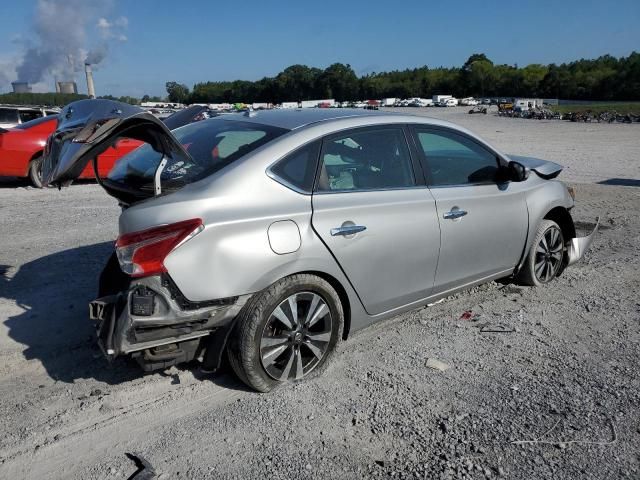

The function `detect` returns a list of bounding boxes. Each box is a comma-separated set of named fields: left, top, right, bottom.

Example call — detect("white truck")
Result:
left=381, top=98, right=397, bottom=107
left=280, top=102, right=299, bottom=109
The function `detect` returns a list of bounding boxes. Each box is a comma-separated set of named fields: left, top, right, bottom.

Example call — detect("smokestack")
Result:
left=84, top=63, right=96, bottom=98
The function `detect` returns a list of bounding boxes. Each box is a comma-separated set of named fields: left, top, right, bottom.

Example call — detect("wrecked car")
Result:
left=43, top=99, right=598, bottom=392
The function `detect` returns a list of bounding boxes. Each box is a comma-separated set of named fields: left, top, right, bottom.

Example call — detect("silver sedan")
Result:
left=43, top=100, right=597, bottom=392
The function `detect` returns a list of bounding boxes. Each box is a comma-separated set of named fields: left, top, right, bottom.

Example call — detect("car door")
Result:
left=311, top=125, right=441, bottom=315
left=410, top=126, right=528, bottom=292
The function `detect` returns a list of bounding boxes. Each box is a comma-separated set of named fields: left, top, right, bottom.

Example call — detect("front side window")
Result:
left=316, top=127, right=415, bottom=192
left=415, top=128, right=499, bottom=186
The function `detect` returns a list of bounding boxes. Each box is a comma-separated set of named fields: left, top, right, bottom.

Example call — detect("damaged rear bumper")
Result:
left=567, top=217, right=599, bottom=266
left=89, top=274, right=249, bottom=369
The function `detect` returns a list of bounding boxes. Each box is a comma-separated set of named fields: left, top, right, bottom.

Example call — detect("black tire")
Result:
left=517, top=219, right=565, bottom=287
left=227, top=274, right=344, bottom=392
left=28, top=155, right=44, bottom=188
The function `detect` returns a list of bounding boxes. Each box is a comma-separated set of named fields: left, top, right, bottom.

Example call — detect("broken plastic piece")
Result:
left=125, top=452, right=156, bottom=480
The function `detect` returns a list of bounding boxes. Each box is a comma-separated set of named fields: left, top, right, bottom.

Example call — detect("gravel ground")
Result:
left=0, top=110, right=639, bottom=479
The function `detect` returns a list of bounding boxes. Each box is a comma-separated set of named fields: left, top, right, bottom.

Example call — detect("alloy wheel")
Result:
left=534, top=226, right=563, bottom=283
left=260, top=292, right=332, bottom=381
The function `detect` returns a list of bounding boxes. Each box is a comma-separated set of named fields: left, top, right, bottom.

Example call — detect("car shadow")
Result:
left=0, top=177, right=31, bottom=188
left=597, top=178, right=640, bottom=187
left=0, top=177, right=99, bottom=189
left=2, top=242, right=246, bottom=389
left=3, top=242, right=146, bottom=384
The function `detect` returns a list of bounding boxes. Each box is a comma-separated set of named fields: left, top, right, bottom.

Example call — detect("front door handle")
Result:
left=330, top=225, right=367, bottom=236
left=443, top=209, right=468, bottom=220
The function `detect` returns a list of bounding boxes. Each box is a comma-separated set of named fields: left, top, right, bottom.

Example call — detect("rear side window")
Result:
left=415, top=129, right=499, bottom=186
left=270, top=141, right=320, bottom=193
left=316, top=127, right=415, bottom=192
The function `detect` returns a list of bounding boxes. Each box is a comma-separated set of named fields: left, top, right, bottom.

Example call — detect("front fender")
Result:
left=517, top=178, right=575, bottom=272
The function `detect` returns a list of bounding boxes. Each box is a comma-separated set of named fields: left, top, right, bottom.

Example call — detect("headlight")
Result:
left=566, top=185, right=576, bottom=201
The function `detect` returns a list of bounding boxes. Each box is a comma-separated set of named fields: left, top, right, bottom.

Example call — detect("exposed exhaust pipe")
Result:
left=84, top=63, right=96, bottom=99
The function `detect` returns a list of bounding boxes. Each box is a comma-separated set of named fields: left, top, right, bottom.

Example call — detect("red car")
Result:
left=0, top=116, right=141, bottom=187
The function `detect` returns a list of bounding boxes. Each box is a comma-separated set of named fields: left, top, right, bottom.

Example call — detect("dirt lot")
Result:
left=0, top=109, right=639, bottom=479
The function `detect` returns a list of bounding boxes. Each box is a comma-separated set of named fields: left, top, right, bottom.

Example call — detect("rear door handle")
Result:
left=330, top=225, right=367, bottom=236
left=443, top=210, right=468, bottom=220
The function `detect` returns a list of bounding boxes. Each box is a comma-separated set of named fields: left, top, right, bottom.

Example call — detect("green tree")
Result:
left=317, top=63, right=359, bottom=101
left=165, top=81, right=190, bottom=103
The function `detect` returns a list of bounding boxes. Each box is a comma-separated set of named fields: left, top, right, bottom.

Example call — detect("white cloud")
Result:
left=96, top=16, right=128, bottom=41
left=97, top=17, right=111, bottom=29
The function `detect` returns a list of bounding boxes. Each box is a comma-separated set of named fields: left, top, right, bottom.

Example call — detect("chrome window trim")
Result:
left=266, top=169, right=312, bottom=195
left=313, top=185, right=430, bottom=195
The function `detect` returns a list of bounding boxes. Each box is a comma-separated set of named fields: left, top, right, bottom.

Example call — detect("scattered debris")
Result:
left=125, top=453, right=156, bottom=480
left=425, top=358, right=451, bottom=372
left=459, top=310, right=482, bottom=321
left=511, top=418, right=617, bottom=447
left=427, top=298, right=445, bottom=307
left=480, top=324, right=515, bottom=333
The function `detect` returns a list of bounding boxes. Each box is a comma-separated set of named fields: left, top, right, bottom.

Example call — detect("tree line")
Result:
left=169, top=52, right=640, bottom=104
left=1, top=52, right=638, bottom=107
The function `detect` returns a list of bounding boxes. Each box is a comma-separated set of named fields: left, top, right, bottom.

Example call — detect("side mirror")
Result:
left=506, top=161, right=529, bottom=182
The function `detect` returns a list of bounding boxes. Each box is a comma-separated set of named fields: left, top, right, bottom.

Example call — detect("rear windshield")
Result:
left=103, top=118, right=288, bottom=199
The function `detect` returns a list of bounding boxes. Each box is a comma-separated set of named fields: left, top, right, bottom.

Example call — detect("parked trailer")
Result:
left=300, top=99, right=335, bottom=108
left=381, top=98, right=397, bottom=107
left=513, top=98, right=545, bottom=111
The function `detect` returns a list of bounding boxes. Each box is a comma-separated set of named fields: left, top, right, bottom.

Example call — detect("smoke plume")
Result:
left=11, top=0, right=127, bottom=85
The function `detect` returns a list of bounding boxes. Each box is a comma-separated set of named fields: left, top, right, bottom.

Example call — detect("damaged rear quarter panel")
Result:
left=116, top=154, right=367, bottom=329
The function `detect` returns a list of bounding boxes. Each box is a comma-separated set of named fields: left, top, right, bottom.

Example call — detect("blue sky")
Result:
left=0, top=0, right=638, bottom=97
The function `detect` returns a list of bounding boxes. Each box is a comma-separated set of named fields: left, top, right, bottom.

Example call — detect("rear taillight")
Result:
left=115, top=218, right=203, bottom=278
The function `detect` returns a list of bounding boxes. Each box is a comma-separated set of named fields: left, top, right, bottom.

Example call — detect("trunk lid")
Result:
left=43, top=99, right=192, bottom=189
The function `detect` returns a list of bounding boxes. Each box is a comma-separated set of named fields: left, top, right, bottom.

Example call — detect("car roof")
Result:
left=220, top=108, right=389, bottom=130
left=211, top=108, right=508, bottom=162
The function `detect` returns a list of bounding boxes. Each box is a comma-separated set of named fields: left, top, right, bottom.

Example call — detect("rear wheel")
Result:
left=227, top=274, right=343, bottom=392
left=28, top=155, right=44, bottom=188
left=517, top=219, right=565, bottom=286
